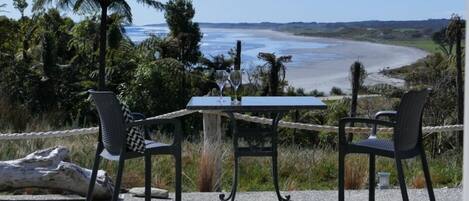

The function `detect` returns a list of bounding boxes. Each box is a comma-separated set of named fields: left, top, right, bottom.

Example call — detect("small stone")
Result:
left=128, top=187, right=169, bottom=199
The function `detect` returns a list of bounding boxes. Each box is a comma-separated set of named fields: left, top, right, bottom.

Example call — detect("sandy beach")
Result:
left=126, top=26, right=428, bottom=93
left=243, top=29, right=428, bottom=93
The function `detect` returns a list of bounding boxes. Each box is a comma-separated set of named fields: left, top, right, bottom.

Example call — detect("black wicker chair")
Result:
left=338, top=89, right=435, bottom=201
left=87, top=90, right=182, bottom=201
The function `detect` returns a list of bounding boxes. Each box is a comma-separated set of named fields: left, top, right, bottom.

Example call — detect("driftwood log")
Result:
left=0, top=146, right=113, bottom=199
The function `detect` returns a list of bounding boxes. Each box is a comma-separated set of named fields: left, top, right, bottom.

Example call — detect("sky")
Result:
left=1, top=0, right=465, bottom=25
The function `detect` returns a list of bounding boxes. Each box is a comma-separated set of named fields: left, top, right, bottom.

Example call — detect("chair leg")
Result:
left=145, top=154, right=152, bottom=201
left=175, top=151, right=182, bottom=201
left=420, top=150, right=436, bottom=201
left=86, top=151, right=102, bottom=201
left=395, top=158, right=409, bottom=201
left=369, top=154, right=375, bottom=201
left=338, top=150, right=345, bottom=201
left=112, top=158, right=126, bottom=201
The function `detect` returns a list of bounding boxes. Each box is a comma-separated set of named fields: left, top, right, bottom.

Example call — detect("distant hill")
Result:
left=144, top=19, right=452, bottom=50
left=146, top=19, right=451, bottom=32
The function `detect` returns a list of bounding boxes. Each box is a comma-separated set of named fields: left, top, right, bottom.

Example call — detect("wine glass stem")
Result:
left=219, top=87, right=223, bottom=102
left=234, top=89, right=237, bottom=101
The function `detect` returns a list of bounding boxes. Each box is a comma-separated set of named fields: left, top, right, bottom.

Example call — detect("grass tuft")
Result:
left=197, top=148, right=217, bottom=192
left=344, top=156, right=368, bottom=189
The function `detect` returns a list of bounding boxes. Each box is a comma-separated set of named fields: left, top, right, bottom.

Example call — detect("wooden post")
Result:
left=455, top=22, right=464, bottom=147
left=235, top=40, right=241, bottom=70
left=202, top=113, right=223, bottom=192
left=349, top=61, right=361, bottom=142
left=462, top=18, right=469, bottom=201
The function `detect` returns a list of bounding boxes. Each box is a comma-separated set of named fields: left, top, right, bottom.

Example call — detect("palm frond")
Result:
left=138, top=34, right=161, bottom=49
left=32, top=0, right=52, bottom=11
left=109, top=0, right=132, bottom=23
left=73, top=0, right=99, bottom=14
left=277, top=55, right=292, bottom=63
left=0, top=3, right=7, bottom=12
left=56, top=0, right=76, bottom=10
left=136, top=0, right=164, bottom=10
left=32, top=0, right=78, bottom=12
left=257, top=52, right=276, bottom=65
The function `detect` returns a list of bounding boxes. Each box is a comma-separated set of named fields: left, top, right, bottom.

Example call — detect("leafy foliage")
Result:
left=164, top=0, right=202, bottom=66
left=13, top=0, right=28, bottom=17
left=349, top=61, right=367, bottom=88
left=257, top=52, right=292, bottom=96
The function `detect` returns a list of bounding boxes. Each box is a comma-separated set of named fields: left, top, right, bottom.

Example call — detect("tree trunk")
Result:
left=22, top=35, right=28, bottom=62
left=98, top=4, right=108, bottom=90
left=270, top=64, right=279, bottom=96
left=0, top=146, right=113, bottom=199
left=456, top=28, right=464, bottom=147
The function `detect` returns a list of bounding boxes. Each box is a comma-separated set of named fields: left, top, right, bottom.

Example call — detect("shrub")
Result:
left=330, top=86, right=344, bottom=96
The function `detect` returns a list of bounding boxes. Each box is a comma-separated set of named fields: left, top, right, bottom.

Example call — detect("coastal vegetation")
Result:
left=0, top=0, right=465, bottom=195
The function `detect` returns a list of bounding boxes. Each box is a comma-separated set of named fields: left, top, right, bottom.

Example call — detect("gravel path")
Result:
left=0, top=188, right=461, bottom=201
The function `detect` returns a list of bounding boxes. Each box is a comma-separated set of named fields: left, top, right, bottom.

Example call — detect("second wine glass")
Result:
left=230, top=70, right=242, bottom=104
left=215, top=70, right=229, bottom=102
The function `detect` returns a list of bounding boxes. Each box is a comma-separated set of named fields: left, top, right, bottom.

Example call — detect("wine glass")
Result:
left=215, top=70, right=228, bottom=102
left=230, top=70, right=242, bottom=104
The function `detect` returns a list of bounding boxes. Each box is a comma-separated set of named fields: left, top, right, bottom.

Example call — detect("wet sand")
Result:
left=243, top=29, right=428, bottom=93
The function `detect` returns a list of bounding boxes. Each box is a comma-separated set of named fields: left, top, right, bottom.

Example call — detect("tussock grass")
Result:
left=411, top=173, right=426, bottom=189
left=344, top=156, right=368, bottom=189
left=0, top=133, right=462, bottom=193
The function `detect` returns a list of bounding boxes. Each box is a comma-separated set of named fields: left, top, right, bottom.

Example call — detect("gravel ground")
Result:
left=0, top=188, right=461, bottom=201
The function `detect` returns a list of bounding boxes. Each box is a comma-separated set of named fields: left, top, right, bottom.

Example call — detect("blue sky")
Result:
left=2, top=0, right=465, bottom=25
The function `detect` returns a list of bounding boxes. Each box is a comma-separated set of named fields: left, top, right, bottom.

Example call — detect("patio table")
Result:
left=186, top=96, right=327, bottom=201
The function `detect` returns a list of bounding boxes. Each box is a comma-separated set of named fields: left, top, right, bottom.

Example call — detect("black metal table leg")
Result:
left=219, top=156, right=239, bottom=201
left=220, top=112, right=239, bottom=201
left=220, top=112, right=290, bottom=201
left=271, top=113, right=290, bottom=201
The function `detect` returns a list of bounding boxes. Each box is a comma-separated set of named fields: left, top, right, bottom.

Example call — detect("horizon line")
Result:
left=130, top=18, right=454, bottom=26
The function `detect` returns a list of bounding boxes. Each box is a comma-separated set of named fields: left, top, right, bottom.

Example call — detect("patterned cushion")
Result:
left=121, top=103, right=146, bottom=153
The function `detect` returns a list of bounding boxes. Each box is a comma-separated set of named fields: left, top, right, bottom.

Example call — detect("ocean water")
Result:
left=124, top=25, right=337, bottom=67
left=124, top=25, right=426, bottom=93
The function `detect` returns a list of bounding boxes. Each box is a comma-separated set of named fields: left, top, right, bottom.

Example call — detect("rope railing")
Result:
left=0, top=127, right=99, bottom=140
left=0, top=95, right=380, bottom=140
left=201, top=110, right=463, bottom=134
left=318, top=94, right=381, bottom=101
left=0, top=108, right=463, bottom=140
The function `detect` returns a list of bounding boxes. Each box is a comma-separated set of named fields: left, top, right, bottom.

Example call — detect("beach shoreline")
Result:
left=127, top=26, right=428, bottom=93
left=233, top=28, right=428, bottom=93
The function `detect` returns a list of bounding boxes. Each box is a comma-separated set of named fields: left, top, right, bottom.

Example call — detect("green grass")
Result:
left=379, top=39, right=441, bottom=53
left=0, top=134, right=462, bottom=193
left=282, top=28, right=442, bottom=54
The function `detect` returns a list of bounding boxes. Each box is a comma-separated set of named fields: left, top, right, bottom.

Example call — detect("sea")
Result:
left=124, top=25, right=424, bottom=93
left=124, top=25, right=338, bottom=68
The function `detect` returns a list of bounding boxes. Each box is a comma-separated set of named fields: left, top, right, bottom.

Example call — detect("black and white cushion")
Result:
left=121, top=103, right=146, bottom=153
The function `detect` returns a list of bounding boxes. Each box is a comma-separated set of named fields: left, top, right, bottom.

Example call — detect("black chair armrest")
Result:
left=374, top=111, right=397, bottom=120
left=371, top=111, right=397, bottom=138
left=126, top=118, right=183, bottom=146
left=339, top=117, right=395, bottom=145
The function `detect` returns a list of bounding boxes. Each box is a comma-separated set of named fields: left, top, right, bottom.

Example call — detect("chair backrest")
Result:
left=394, top=89, right=430, bottom=151
left=89, top=90, right=126, bottom=155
